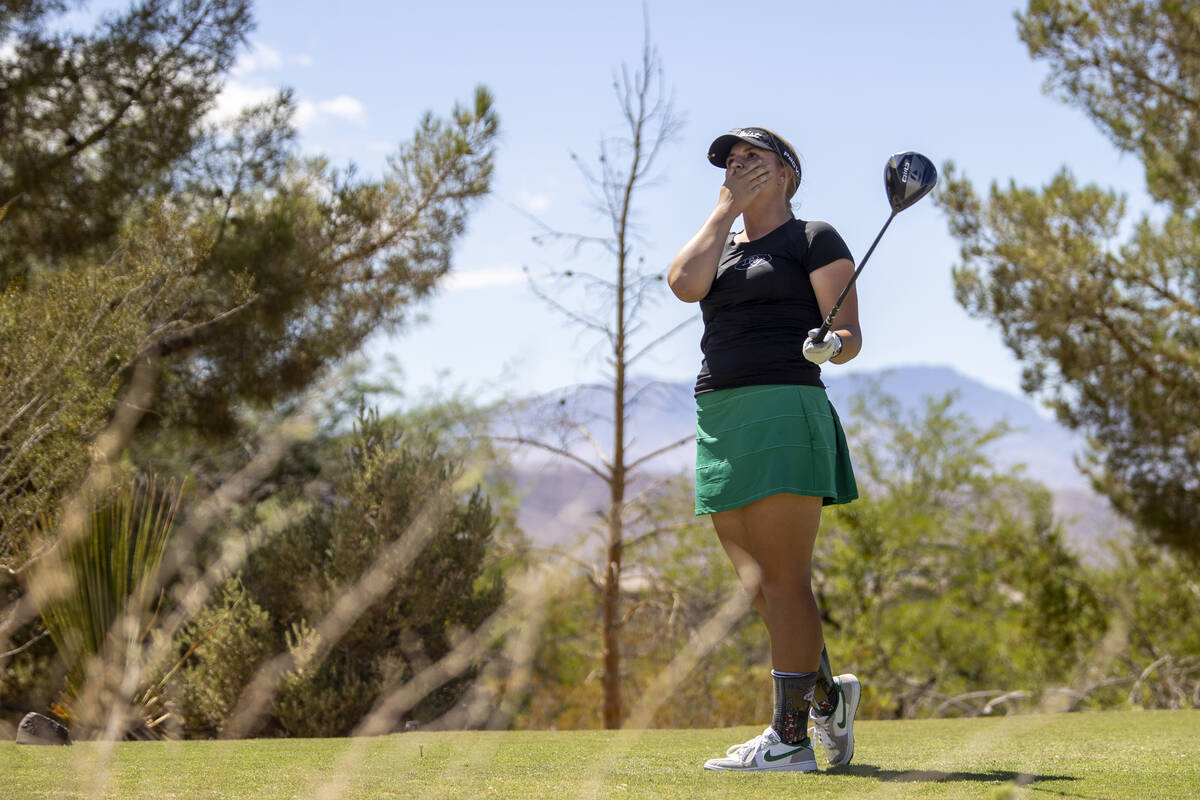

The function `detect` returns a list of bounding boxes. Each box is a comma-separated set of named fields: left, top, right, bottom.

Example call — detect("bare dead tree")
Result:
left=500, top=24, right=689, bottom=729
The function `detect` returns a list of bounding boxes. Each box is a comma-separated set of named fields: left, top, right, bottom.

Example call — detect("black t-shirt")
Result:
left=694, top=217, right=854, bottom=395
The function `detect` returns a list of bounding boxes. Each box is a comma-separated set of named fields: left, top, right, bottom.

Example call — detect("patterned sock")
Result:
left=770, top=669, right=816, bottom=744
left=810, top=647, right=839, bottom=717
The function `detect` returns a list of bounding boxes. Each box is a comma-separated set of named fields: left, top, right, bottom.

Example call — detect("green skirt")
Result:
left=695, top=384, right=858, bottom=515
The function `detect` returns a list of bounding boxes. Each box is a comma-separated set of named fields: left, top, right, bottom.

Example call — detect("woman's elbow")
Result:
left=670, top=284, right=705, bottom=303
left=832, top=325, right=862, bottom=364
left=671, top=287, right=706, bottom=304
left=667, top=270, right=706, bottom=303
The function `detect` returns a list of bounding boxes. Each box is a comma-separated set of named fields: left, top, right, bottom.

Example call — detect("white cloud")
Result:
left=209, top=80, right=278, bottom=122
left=293, top=102, right=316, bottom=128
left=318, top=95, right=366, bottom=124
left=519, top=190, right=551, bottom=214
left=232, top=42, right=283, bottom=77
left=210, top=43, right=363, bottom=131
left=211, top=42, right=296, bottom=123
left=443, top=266, right=527, bottom=292
left=0, top=36, right=17, bottom=64
left=295, top=95, right=367, bottom=129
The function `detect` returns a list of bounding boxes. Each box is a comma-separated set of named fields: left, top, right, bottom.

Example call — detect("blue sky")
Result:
left=212, top=0, right=1150, bottom=406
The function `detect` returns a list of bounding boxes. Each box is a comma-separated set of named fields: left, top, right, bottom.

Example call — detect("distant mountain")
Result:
left=827, top=366, right=1089, bottom=492
left=505, top=366, right=1124, bottom=560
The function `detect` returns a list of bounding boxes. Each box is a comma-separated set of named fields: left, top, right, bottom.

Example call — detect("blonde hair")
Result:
left=772, top=153, right=798, bottom=214
left=771, top=129, right=801, bottom=201
left=782, top=161, right=798, bottom=200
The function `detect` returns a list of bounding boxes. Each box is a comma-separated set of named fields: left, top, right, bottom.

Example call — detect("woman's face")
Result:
left=725, top=142, right=790, bottom=197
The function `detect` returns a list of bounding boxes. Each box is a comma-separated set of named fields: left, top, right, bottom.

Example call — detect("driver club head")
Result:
left=885, top=151, right=937, bottom=213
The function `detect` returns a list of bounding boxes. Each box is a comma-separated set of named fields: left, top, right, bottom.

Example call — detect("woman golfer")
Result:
left=667, top=126, right=862, bottom=772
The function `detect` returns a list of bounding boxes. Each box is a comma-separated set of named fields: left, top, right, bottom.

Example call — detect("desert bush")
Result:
left=229, top=406, right=507, bottom=736
left=176, top=577, right=273, bottom=737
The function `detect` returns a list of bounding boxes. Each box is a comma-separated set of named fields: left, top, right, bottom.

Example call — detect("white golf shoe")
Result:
left=702, top=726, right=817, bottom=772
left=810, top=673, right=861, bottom=767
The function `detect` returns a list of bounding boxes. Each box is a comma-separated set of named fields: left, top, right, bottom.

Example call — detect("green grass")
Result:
left=1, top=709, right=1197, bottom=799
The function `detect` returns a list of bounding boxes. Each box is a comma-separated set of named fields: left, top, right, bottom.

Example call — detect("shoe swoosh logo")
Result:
left=763, top=746, right=807, bottom=762
left=837, top=693, right=847, bottom=727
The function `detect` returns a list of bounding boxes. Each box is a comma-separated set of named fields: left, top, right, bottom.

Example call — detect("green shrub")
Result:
left=235, top=406, right=507, bottom=736
left=176, top=577, right=273, bottom=737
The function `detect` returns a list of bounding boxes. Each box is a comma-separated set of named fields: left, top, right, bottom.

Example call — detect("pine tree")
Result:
left=937, top=0, right=1200, bottom=556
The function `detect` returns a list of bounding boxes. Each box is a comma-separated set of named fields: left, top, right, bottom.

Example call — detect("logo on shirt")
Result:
left=732, top=254, right=773, bottom=272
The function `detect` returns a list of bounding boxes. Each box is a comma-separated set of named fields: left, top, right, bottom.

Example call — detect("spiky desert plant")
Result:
left=37, top=476, right=183, bottom=737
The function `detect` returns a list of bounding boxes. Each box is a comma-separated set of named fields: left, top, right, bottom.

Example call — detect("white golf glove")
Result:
left=803, top=328, right=842, bottom=365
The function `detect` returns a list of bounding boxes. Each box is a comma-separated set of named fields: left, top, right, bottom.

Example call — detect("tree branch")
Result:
left=0, top=629, right=49, bottom=660
left=2, top=3, right=217, bottom=204
left=627, top=435, right=693, bottom=472
left=574, top=423, right=614, bottom=472
left=627, top=317, right=695, bottom=367
left=134, top=297, right=257, bottom=363
left=489, top=435, right=610, bottom=482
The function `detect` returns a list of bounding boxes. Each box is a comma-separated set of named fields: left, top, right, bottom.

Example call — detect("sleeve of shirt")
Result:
left=804, top=221, right=854, bottom=274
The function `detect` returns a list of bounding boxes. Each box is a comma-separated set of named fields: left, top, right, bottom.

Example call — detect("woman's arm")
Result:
left=808, top=258, right=861, bottom=364
left=667, top=160, right=770, bottom=302
left=667, top=202, right=739, bottom=302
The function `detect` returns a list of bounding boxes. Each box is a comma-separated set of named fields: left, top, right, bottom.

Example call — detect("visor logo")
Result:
left=734, top=129, right=798, bottom=177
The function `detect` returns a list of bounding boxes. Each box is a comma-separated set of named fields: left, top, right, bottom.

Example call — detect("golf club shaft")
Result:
left=813, top=210, right=896, bottom=342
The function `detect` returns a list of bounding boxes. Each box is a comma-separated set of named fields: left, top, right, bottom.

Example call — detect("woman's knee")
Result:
left=760, top=576, right=815, bottom=609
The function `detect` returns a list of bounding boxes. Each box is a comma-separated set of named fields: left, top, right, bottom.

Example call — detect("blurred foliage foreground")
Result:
left=521, top=391, right=1200, bottom=730
left=3, top=383, right=1197, bottom=740
left=0, top=0, right=1197, bottom=743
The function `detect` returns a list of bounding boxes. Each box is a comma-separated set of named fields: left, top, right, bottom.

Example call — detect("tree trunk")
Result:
left=602, top=237, right=629, bottom=729
left=601, top=504, right=623, bottom=728
left=519, top=29, right=680, bottom=729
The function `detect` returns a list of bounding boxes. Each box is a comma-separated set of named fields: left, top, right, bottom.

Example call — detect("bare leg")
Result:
left=711, top=508, right=767, bottom=618
left=711, top=493, right=824, bottom=673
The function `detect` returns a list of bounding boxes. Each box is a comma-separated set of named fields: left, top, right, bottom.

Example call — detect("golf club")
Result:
left=811, top=151, right=938, bottom=343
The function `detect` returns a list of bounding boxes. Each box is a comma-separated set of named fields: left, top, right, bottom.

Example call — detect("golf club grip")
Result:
left=813, top=212, right=896, bottom=342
